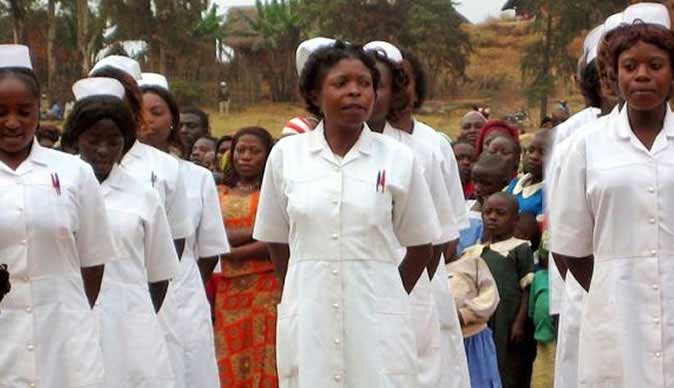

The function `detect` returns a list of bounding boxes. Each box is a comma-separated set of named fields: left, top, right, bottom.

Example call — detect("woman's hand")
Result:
left=510, top=316, right=526, bottom=345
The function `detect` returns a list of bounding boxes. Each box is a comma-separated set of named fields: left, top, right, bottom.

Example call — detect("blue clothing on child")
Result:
left=464, top=328, right=503, bottom=388
left=457, top=202, right=483, bottom=257
left=506, top=173, right=544, bottom=216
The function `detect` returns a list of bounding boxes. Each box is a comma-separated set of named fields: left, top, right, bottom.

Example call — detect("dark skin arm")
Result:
left=148, top=280, right=169, bottom=313
left=227, top=229, right=254, bottom=247
left=428, top=242, right=448, bottom=280
left=197, top=255, right=221, bottom=285
left=553, top=252, right=594, bottom=292
left=552, top=253, right=569, bottom=280
left=400, top=244, right=433, bottom=294
left=81, top=265, right=104, bottom=309
left=222, top=241, right=270, bottom=262
left=443, top=239, right=459, bottom=264
left=267, top=243, right=290, bottom=291
left=173, top=239, right=186, bottom=261
left=510, top=286, right=530, bottom=344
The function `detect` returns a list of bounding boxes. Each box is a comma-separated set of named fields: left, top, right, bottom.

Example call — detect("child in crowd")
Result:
left=529, top=231, right=556, bottom=388
left=35, top=124, right=62, bottom=149
left=456, top=153, right=511, bottom=258
left=447, top=243, right=502, bottom=388
left=453, top=141, right=477, bottom=199
left=514, top=212, right=542, bottom=254
left=480, top=192, right=536, bottom=388
left=487, top=134, right=521, bottom=178
left=507, top=130, right=551, bottom=218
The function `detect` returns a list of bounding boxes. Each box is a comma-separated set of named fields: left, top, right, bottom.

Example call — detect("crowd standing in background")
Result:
left=1, top=2, right=674, bottom=388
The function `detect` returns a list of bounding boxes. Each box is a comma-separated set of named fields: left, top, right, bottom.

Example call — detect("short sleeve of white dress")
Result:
left=550, top=135, right=594, bottom=258
left=254, top=147, right=290, bottom=244
left=196, top=171, right=230, bottom=258
left=166, top=169, right=193, bottom=240
left=144, top=189, right=180, bottom=283
left=426, top=152, right=459, bottom=243
left=392, top=154, right=440, bottom=247
left=76, top=163, right=117, bottom=267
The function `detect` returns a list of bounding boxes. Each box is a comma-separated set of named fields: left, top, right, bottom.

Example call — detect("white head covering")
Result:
left=0, top=44, right=32, bottom=70
left=295, top=37, right=335, bottom=75
left=584, top=24, right=604, bottom=63
left=89, top=55, right=143, bottom=81
left=622, top=2, right=671, bottom=29
left=364, top=41, right=403, bottom=64
left=72, top=77, right=126, bottom=101
left=138, top=72, right=169, bottom=91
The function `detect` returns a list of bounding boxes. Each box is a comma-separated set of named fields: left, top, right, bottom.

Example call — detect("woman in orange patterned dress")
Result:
left=214, top=126, right=280, bottom=387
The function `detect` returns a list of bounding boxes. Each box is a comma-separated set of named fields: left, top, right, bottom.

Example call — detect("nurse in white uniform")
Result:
left=364, top=40, right=459, bottom=388
left=395, top=48, right=471, bottom=388
left=551, top=4, right=674, bottom=387
left=65, top=77, right=178, bottom=388
left=0, top=45, right=116, bottom=388
left=254, top=41, right=439, bottom=388
left=89, top=56, right=193, bottom=387
left=547, top=18, right=620, bottom=388
left=139, top=73, right=229, bottom=388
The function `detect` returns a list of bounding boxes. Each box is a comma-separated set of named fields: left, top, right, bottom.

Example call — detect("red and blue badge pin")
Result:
left=376, top=169, right=386, bottom=193
left=50, top=172, right=61, bottom=196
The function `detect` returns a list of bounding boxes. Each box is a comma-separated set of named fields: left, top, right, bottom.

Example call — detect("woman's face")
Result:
left=525, top=134, right=548, bottom=178
left=315, top=58, right=375, bottom=131
left=369, top=61, right=393, bottom=125
left=141, top=92, right=173, bottom=147
left=233, top=134, right=267, bottom=180
left=0, top=76, right=39, bottom=159
left=77, top=119, right=125, bottom=182
left=487, top=136, right=519, bottom=174
left=461, top=113, right=485, bottom=144
left=618, top=40, right=673, bottom=112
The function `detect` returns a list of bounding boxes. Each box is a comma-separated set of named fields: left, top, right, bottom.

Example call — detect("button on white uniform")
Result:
left=29, top=383, right=35, bottom=388
left=332, top=199, right=339, bottom=205
left=653, top=284, right=659, bottom=290
left=332, top=303, right=339, bottom=309
left=331, top=234, right=338, bottom=240
left=649, top=218, right=656, bottom=224
left=654, top=318, right=660, bottom=324
left=334, top=375, right=342, bottom=382
left=648, top=187, right=655, bottom=193
left=25, top=306, right=31, bottom=313
left=651, top=250, right=657, bottom=257
left=335, top=338, right=341, bottom=344
left=332, top=269, right=339, bottom=276
left=27, top=344, right=34, bottom=351
left=656, top=352, right=662, bottom=358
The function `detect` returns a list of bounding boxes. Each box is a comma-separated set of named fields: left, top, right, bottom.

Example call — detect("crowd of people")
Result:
left=0, top=2, right=673, bottom=388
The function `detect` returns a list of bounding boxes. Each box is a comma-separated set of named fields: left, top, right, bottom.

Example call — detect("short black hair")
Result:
left=487, top=191, right=519, bottom=214
left=0, top=67, right=41, bottom=99
left=222, top=126, right=274, bottom=188
left=180, top=106, right=210, bottom=131
left=400, top=48, right=428, bottom=109
left=64, top=95, right=137, bottom=153
left=89, top=66, right=145, bottom=134
left=473, top=152, right=510, bottom=179
left=299, top=40, right=380, bottom=117
left=141, top=85, right=182, bottom=152
left=579, top=60, right=602, bottom=108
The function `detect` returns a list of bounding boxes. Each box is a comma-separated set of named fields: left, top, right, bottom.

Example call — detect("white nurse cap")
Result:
left=584, top=24, right=604, bottom=63
left=89, top=55, right=143, bottom=81
left=72, top=77, right=126, bottom=101
left=364, top=41, right=403, bottom=64
left=622, top=2, right=671, bottom=29
left=296, top=37, right=335, bottom=75
left=138, top=72, right=169, bottom=91
left=0, top=44, right=32, bottom=70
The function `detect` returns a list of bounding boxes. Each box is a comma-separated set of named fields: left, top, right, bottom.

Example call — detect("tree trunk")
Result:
left=538, top=13, right=553, bottom=123
left=47, top=0, right=57, bottom=105
left=8, top=0, right=25, bottom=44
left=76, top=0, right=90, bottom=76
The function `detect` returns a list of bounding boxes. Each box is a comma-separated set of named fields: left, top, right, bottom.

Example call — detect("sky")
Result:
left=213, top=0, right=509, bottom=24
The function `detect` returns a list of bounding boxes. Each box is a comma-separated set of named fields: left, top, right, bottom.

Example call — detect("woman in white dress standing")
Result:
left=254, top=41, right=440, bottom=387
left=89, top=56, right=192, bottom=387
left=65, top=77, right=178, bottom=388
left=551, top=4, right=674, bottom=387
left=139, top=72, right=229, bottom=388
left=0, top=45, right=116, bottom=388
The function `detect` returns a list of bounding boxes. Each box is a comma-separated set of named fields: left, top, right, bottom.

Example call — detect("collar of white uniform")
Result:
left=124, top=140, right=146, bottom=160
left=510, top=173, right=544, bottom=199
left=615, top=103, right=674, bottom=140
left=487, top=237, right=530, bottom=257
left=309, top=120, right=374, bottom=156
left=26, top=138, right=50, bottom=166
left=101, top=163, right=125, bottom=191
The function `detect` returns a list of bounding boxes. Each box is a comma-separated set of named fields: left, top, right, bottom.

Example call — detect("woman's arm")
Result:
left=400, top=244, right=433, bottom=294
left=222, top=241, right=270, bottom=262
left=267, top=243, right=290, bottom=289
left=226, top=228, right=254, bottom=247
left=554, top=252, right=594, bottom=291
left=198, top=255, right=220, bottom=285
left=428, top=243, right=446, bottom=280
left=148, top=280, right=169, bottom=313
left=173, top=238, right=185, bottom=260
left=81, top=265, right=104, bottom=309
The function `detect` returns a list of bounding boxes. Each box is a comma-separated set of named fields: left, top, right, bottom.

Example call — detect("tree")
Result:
left=518, top=0, right=627, bottom=121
